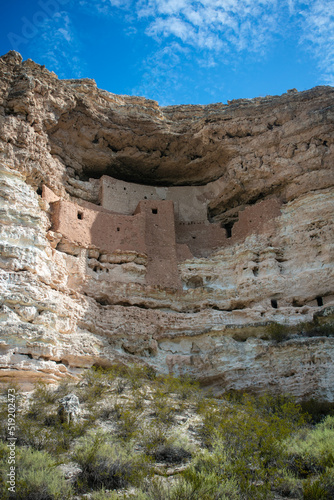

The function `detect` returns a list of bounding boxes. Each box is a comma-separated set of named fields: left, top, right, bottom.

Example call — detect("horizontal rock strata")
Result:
left=0, top=50, right=333, bottom=399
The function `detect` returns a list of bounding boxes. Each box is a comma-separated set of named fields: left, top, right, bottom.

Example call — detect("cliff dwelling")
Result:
left=45, top=175, right=282, bottom=290
left=1, top=51, right=333, bottom=400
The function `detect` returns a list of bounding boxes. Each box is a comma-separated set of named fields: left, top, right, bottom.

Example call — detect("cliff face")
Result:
left=0, top=50, right=333, bottom=399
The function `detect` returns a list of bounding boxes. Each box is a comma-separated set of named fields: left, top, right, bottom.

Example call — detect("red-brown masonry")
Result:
left=51, top=200, right=146, bottom=254
left=135, top=201, right=182, bottom=288
left=176, top=221, right=228, bottom=258
left=48, top=188, right=282, bottom=289
left=232, top=198, right=282, bottom=241
left=175, top=198, right=282, bottom=256
left=42, top=185, right=59, bottom=204
left=50, top=199, right=182, bottom=289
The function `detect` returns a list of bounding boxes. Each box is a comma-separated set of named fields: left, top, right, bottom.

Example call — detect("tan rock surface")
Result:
left=0, top=51, right=333, bottom=398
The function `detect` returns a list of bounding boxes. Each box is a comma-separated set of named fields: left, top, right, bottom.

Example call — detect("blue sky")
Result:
left=0, top=0, right=333, bottom=105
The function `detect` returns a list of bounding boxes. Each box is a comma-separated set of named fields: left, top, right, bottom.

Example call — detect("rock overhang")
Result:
left=0, top=51, right=333, bottom=399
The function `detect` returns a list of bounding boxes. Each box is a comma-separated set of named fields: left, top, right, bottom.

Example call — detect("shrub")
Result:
left=72, top=431, right=151, bottom=491
left=32, top=382, right=59, bottom=405
left=139, top=422, right=168, bottom=453
left=267, top=322, right=290, bottom=342
left=300, top=321, right=334, bottom=339
left=285, top=416, right=334, bottom=478
left=196, top=398, right=230, bottom=448
left=140, top=473, right=239, bottom=500
left=303, top=477, right=329, bottom=500
left=300, top=399, right=334, bottom=424
left=0, top=443, right=72, bottom=499
left=153, top=374, right=200, bottom=401
left=3, top=378, right=101, bottom=455
left=107, top=402, right=141, bottom=440
left=91, top=489, right=148, bottom=499
left=76, top=367, right=110, bottom=404
left=139, top=422, right=195, bottom=466
left=151, top=396, right=177, bottom=424
left=123, top=364, right=156, bottom=389
left=151, top=445, right=192, bottom=464
left=14, top=404, right=90, bottom=454
left=272, top=468, right=302, bottom=498
left=196, top=393, right=308, bottom=498
left=320, top=468, right=334, bottom=498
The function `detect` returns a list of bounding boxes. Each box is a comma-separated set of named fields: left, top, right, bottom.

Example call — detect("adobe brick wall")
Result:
left=100, top=175, right=208, bottom=222
left=135, top=200, right=182, bottom=289
left=232, top=198, right=282, bottom=240
left=176, top=244, right=193, bottom=262
left=49, top=197, right=182, bottom=289
left=176, top=221, right=228, bottom=258
left=51, top=200, right=146, bottom=254
left=47, top=184, right=282, bottom=290
left=42, top=185, right=59, bottom=204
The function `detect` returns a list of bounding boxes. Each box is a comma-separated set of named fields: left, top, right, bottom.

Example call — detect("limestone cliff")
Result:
left=0, top=50, right=333, bottom=400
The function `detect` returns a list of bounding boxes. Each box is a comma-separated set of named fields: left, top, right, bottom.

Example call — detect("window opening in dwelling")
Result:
left=271, top=299, right=278, bottom=309
left=152, top=208, right=158, bottom=214
left=77, top=211, right=83, bottom=220
left=222, top=221, right=234, bottom=239
left=316, top=296, right=323, bottom=307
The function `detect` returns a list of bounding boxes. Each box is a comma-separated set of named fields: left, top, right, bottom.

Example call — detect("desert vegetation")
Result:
left=1, top=364, right=334, bottom=499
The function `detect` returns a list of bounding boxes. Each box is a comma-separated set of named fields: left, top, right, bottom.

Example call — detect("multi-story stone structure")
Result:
left=45, top=175, right=282, bottom=289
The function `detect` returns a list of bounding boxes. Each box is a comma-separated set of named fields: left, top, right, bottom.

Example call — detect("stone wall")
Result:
left=175, top=198, right=282, bottom=257
left=100, top=175, right=208, bottom=222
left=232, top=198, right=282, bottom=241
left=175, top=221, right=228, bottom=257
left=50, top=197, right=182, bottom=288
left=0, top=51, right=333, bottom=398
left=49, top=190, right=283, bottom=280
left=135, top=201, right=181, bottom=288
left=51, top=200, right=146, bottom=254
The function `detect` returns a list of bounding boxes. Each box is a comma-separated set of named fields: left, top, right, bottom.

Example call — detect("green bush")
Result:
left=91, top=488, right=148, bottom=499
left=300, top=399, right=334, bottom=424
left=267, top=322, right=290, bottom=342
left=153, top=374, right=200, bottom=400
left=14, top=404, right=90, bottom=454
left=0, top=443, right=72, bottom=499
left=2, top=363, right=334, bottom=499
left=272, top=468, right=302, bottom=498
left=76, top=367, right=111, bottom=404
left=285, top=416, right=334, bottom=478
left=196, top=393, right=308, bottom=498
left=106, top=402, right=141, bottom=440
left=303, top=476, right=329, bottom=500
left=146, top=427, right=194, bottom=465
left=72, top=431, right=151, bottom=491
left=139, top=422, right=169, bottom=453
left=140, top=473, right=239, bottom=500
left=151, top=394, right=178, bottom=424
left=300, top=321, right=334, bottom=339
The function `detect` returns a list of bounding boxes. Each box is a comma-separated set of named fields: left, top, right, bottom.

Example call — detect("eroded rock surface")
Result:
left=0, top=51, right=333, bottom=399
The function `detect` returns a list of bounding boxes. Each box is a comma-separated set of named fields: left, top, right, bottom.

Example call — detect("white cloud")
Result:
left=79, top=0, right=131, bottom=15
left=133, top=0, right=334, bottom=86
left=299, top=0, right=334, bottom=85
left=27, top=0, right=334, bottom=98
left=57, top=28, right=72, bottom=43
left=132, top=41, right=191, bottom=104
left=29, top=12, right=85, bottom=78
left=136, top=0, right=285, bottom=54
left=72, top=1, right=334, bottom=88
